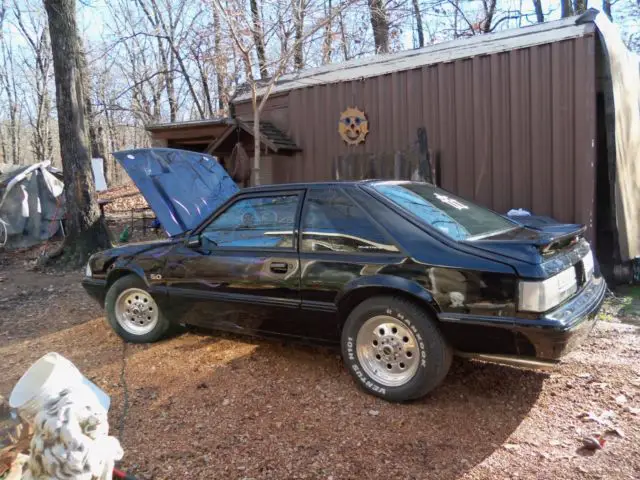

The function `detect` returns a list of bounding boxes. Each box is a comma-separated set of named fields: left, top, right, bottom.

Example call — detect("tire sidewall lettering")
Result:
left=347, top=307, right=428, bottom=397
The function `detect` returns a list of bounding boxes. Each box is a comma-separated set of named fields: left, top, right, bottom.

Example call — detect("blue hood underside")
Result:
left=112, top=148, right=239, bottom=237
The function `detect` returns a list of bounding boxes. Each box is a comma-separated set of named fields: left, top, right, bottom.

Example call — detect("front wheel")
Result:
left=341, top=296, right=452, bottom=402
left=105, top=275, right=170, bottom=343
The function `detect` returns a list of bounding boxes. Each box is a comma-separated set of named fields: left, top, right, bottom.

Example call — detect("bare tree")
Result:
left=561, top=0, right=574, bottom=17
left=533, top=0, right=544, bottom=22
left=13, top=0, right=54, bottom=163
left=322, top=0, right=333, bottom=62
left=412, top=0, right=424, bottom=47
left=44, top=0, right=111, bottom=263
left=0, top=28, right=21, bottom=164
left=338, top=1, right=349, bottom=60
left=293, top=0, right=307, bottom=69
left=212, top=3, right=229, bottom=112
left=481, top=0, right=498, bottom=32
left=215, top=0, right=352, bottom=185
left=250, top=0, right=269, bottom=78
left=573, top=0, right=587, bottom=15
left=368, top=0, right=390, bottom=53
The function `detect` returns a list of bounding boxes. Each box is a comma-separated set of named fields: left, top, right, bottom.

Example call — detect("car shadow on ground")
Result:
left=115, top=329, right=548, bottom=479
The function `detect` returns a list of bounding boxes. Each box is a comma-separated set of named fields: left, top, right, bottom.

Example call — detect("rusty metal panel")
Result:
left=472, top=55, right=492, bottom=207
left=573, top=35, right=597, bottom=241
left=257, top=34, right=597, bottom=241
left=530, top=44, right=553, bottom=216
left=438, top=62, right=457, bottom=190
left=490, top=52, right=512, bottom=213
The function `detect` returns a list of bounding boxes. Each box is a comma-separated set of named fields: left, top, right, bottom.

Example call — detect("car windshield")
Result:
left=371, top=182, right=517, bottom=241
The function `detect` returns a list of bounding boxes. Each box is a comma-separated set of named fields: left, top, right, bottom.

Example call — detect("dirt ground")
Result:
left=0, top=249, right=639, bottom=480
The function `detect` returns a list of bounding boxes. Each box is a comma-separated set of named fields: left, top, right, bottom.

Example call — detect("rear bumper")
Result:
left=441, top=275, right=606, bottom=363
left=82, top=278, right=107, bottom=307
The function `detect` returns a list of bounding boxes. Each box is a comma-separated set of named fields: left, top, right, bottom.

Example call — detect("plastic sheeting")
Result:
left=0, top=162, right=65, bottom=248
left=91, top=158, right=108, bottom=192
left=594, top=12, right=640, bottom=262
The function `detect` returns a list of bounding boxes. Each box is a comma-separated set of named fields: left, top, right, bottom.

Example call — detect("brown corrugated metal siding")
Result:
left=234, top=34, right=597, bottom=241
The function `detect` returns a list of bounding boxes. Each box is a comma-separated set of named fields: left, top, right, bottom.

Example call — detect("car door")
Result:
left=163, top=191, right=304, bottom=337
left=298, top=186, right=406, bottom=341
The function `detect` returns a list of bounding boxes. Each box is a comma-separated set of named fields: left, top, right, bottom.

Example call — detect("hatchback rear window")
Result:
left=371, top=182, right=516, bottom=241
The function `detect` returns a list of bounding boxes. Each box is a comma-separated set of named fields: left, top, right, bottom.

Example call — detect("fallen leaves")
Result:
left=614, top=394, right=627, bottom=405
left=578, top=410, right=616, bottom=426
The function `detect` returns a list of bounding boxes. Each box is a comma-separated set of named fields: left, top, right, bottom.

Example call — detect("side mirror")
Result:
left=186, top=235, right=201, bottom=248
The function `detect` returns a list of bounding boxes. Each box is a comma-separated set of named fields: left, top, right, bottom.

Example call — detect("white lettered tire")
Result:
left=341, top=296, right=452, bottom=402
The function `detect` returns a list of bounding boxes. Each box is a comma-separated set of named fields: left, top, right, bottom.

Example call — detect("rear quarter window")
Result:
left=301, top=188, right=399, bottom=254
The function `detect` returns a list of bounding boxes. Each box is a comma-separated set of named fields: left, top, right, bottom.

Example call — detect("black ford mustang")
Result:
left=83, top=148, right=606, bottom=402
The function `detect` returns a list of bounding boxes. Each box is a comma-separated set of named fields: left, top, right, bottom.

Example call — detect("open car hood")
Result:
left=113, top=148, right=239, bottom=236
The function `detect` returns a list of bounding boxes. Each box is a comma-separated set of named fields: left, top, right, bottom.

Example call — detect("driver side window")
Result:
left=202, top=195, right=298, bottom=249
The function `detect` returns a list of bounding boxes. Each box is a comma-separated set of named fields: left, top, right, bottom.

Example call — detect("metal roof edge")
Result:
left=234, top=16, right=595, bottom=103
left=145, top=117, right=233, bottom=131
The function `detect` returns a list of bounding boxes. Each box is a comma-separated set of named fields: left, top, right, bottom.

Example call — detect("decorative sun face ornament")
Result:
left=338, top=107, right=369, bottom=145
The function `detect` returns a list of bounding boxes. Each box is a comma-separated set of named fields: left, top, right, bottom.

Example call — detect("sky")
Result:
left=6, top=0, right=637, bottom=57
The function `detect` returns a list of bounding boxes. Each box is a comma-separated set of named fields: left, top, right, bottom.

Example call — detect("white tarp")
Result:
left=0, top=161, right=65, bottom=248
left=91, top=158, right=108, bottom=191
left=594, top=12, right=640, bottom=261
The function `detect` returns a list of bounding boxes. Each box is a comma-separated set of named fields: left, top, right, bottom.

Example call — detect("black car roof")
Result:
left=241, top=180, right=375, bottom=193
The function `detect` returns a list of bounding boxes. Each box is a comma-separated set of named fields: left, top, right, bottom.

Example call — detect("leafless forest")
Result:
left=0, top=0, right=638, bottom=185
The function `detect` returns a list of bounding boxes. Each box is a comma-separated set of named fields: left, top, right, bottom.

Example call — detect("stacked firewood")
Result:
left=97, top=184, right=149, bottom=215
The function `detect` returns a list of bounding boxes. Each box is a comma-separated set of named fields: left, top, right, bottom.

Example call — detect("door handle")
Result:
left=270, top=262, right=289, bottom=274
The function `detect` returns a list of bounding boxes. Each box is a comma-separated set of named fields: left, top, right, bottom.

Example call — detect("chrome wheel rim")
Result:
left=356, top=315, right=420, bottom=387
left=114, top=288, right=159, bottom=335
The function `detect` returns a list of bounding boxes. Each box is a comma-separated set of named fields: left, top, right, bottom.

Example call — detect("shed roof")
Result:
left=234, top=13, right=596, bottom=103
left=207, top=119, right=300, bottom=154
left=146, top=117, right=231, bottom=131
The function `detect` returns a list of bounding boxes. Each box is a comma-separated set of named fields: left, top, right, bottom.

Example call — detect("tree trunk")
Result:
left=212, top=3, right=228, bottom=112
left=293, top=0, right=306, bottom=70
left=0, top=124, right=6, bottom=164
left=322, top=0, right=332, bottom=63
left=481, top=0, right=497, bottom=33
left=561, top=0, right=574, bottom=17
left=44, top=0, right=111, bottom=265
left=197, top=56, right=213, bottom=117
left=368, top=0, right=389, bottom=54
left=338, top=5, right=349, bottom=60
left=252, top=90, right=261, bottom=186
left=573, top=0, right=587, bottom=14
left=249, top=0, right=268, bottom=78
left=532, top=0, right=544, bottom=23
left=78, top=36, right=106, bottom=163
left=166, top=51, right=177, bottom=122
left=1, top=41, right=20, bottom=164
left=602, top=0, right=612, bottom=19
left=411, top=0, right=424, bottom=47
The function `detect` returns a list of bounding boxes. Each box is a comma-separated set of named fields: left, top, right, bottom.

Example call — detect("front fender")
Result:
left=106, top=262, right=150, bottom=289
left=336, top=274, right=441, bottom=318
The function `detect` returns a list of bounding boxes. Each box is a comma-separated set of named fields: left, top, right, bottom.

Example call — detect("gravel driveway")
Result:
left=0, top=255, right=638, bottom=480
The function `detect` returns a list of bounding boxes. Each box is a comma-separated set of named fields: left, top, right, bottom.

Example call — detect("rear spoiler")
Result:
left=529, top=225, right=587, bottom=255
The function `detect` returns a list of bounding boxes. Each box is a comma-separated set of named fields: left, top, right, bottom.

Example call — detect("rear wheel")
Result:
left=341, top=296, right=452, bottom=402
left=105, top=275, right=170, bottom=343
